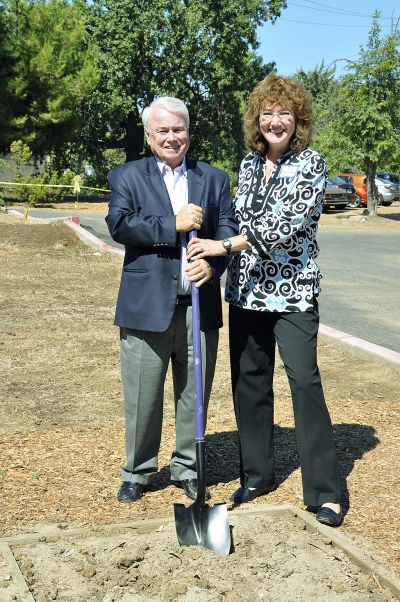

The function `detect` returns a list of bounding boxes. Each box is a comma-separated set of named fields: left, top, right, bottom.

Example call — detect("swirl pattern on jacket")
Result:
left=226, top=148, right=327, bottom=313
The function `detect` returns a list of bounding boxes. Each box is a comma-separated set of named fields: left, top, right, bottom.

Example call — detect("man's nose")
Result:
left=166, top=129, right=178, bottom=140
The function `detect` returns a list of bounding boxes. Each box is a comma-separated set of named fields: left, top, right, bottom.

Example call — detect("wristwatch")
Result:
left=221, top=238, right=232, bottom=255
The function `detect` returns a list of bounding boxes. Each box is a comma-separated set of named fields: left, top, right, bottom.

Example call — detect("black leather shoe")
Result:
left=316, top=506, right=342, bottom=527
left=172, top=479, right=211, bottom=501
left=117, top=481, right=144, bottom=503
left=230, top=484, right=277, bottom=504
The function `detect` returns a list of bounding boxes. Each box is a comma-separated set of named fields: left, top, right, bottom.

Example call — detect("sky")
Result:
left=257, top=0, right=400, bottom=77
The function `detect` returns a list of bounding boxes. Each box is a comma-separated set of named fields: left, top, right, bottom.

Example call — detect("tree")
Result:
left=293, top=61, right=340, bottom=162
left=294, top=60, right=337, bottom=102
left=9, top=140, right=32, bottom=179
left=82, top=0, right=285, bottom=169
left=0, top=0, right=99, bottom=158
left=0, top=1, right=14, bottom=148
left=315, top=14, right=400, bottom=215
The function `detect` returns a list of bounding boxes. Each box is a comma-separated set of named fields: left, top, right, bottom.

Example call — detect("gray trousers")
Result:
left=120, top=304, right=219, bottom=485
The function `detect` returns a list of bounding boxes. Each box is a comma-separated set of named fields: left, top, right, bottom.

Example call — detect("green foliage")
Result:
left=0, top=2, right=13, bottom=146
left=1, top=0, right=99, bottom=156
left=9, top=140, right=33, bottom=178
left=294, top=60, right=337, bottom=102
left=311, top=14, right=400, bottom=213
left=102, top=148, right=126, bottom=171
left=0, top=155, right=9, bottom=205
left=80, top=170, right=107, bottom=191
left=11, top=170, right=74, bottom=206
left=294, top=61, right=344, bottom=174
left=7, top=140, right=74, bottom=205
left=0, top=0, right=286, bottom=172
left=81, top=0, right=284, bottom=168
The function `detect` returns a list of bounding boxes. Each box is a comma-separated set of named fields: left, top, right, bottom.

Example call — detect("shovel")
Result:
left=174, top=231, right=231, bottom=556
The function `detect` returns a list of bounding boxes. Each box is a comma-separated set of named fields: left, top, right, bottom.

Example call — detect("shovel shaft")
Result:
left=196, top=440, right=206, bottom=502
left=174, top=231, right=231, bottom=556
left=189, top=230, right=205, bottom=443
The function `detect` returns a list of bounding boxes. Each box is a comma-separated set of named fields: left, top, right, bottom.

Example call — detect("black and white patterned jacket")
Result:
left=225, top=148, right=327, bottom=312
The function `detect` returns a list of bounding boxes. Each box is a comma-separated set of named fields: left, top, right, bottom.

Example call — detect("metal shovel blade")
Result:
left=174, top=500, right=231, bottom=556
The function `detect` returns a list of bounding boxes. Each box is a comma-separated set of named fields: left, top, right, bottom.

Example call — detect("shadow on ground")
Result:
left=380, top=212, right=400, bottom=222
left=148, top=423, right=380, bottom=512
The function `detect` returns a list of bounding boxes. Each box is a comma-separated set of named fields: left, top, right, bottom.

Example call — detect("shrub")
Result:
left=11, top=171, right=74, bottom=206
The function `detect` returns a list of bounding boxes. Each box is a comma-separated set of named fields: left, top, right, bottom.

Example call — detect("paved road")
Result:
left=77, top=214, right=124, bottom=250
left=316, top=229, right=400, bottom=354
left=18, top=209, right=400, bottom=353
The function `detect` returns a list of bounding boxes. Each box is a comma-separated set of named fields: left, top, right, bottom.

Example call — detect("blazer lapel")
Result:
left=187, top=158, right=205, bottom=207
left=143, top=156, right=174, bottom=216
left=142, top=155, right=205, bottom=213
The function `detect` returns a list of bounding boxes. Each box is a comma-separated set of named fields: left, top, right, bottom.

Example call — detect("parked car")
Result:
left=323, top=180, right=355, bottom=210
left=329, top=175, right=356, bottom=195
left=375, top=178, right=399, bottom=206
left=376, top=172, right=400, bottom=183
left=376, top=172, right=400, bottom=198
left=335, top=174, right=367, bottom=207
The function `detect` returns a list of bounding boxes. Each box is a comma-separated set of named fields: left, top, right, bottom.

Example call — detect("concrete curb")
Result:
left=1, top=505, right=400, bottom=600
left=3, top=206, right=400, bottom=370
left=0, top=542, right=35, bottom=601
left=64, top=218, right=125, bottom=257
left=319, top=324, right=400, bottom=374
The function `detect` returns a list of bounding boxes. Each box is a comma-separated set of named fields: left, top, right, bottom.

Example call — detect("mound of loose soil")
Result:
left=3, top=512, right=397, bottom=602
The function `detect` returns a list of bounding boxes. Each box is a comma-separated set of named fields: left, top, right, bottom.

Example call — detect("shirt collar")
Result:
left=155, top=155, right=187, bottom=176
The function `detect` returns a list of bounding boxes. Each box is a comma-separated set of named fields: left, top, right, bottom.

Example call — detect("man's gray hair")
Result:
left=142, top=97, right=190, bottom=131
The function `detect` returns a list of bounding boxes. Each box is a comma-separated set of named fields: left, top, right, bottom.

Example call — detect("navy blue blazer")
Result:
left=106, top=156, right=239, bottom=332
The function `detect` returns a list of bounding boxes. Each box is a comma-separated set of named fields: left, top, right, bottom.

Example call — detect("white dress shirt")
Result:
left=156, top=157, right=190, bottom=295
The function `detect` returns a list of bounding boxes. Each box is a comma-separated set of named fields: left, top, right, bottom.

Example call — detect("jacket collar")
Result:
left=143, top=155, right=205, bottom=209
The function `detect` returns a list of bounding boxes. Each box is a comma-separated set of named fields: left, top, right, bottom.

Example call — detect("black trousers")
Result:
left=229, top=302, right=342, bottom=507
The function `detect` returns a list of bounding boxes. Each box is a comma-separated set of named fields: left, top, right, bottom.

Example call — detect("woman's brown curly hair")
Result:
left=243, top=74, right=313, bottom=155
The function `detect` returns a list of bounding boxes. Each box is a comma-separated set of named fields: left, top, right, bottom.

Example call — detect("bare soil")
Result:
left=0, top=204, right=400, bottom=601
left=4, top=512, right=394, bottom=602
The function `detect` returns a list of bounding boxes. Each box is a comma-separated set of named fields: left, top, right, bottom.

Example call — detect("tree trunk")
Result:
left=366, top=158, right=378, bottom=216
left=124, top=110, right=144, bottom=163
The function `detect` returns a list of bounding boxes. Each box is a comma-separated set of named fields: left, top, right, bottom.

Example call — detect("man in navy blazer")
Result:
left=106, top=97, right=238, bottom=503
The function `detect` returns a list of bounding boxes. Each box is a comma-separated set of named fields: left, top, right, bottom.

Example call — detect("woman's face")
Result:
left=259, top=104, right=296, bottom=154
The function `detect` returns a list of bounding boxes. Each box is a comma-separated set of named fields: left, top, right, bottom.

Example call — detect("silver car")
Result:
left=375, top=178, right=399, bottom=206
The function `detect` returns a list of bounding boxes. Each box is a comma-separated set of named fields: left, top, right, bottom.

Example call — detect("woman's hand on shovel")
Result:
left=186, top=258, right=212, bottom=288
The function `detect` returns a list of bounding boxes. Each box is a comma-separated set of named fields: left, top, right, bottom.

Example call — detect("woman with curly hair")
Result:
left=188, top=74, right=342, bottom=526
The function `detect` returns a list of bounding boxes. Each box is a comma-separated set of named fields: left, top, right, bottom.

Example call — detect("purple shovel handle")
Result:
left=189, top=230, right=205, bottom=442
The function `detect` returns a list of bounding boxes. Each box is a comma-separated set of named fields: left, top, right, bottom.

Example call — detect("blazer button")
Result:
left=172, top=275, right=178, bottom=280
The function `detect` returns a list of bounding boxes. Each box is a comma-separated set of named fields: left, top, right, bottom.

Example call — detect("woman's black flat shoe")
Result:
left=230, top=484, right=276, bottom=504
left=316, top=506, right=342, bottom=527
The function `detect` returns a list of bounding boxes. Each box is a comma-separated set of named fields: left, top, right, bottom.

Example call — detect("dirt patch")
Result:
left=0, top=209, right=400, bottom=599
left=319, top=202, right=400, bottom=232
left=3, top=512, right=396, bottom=602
